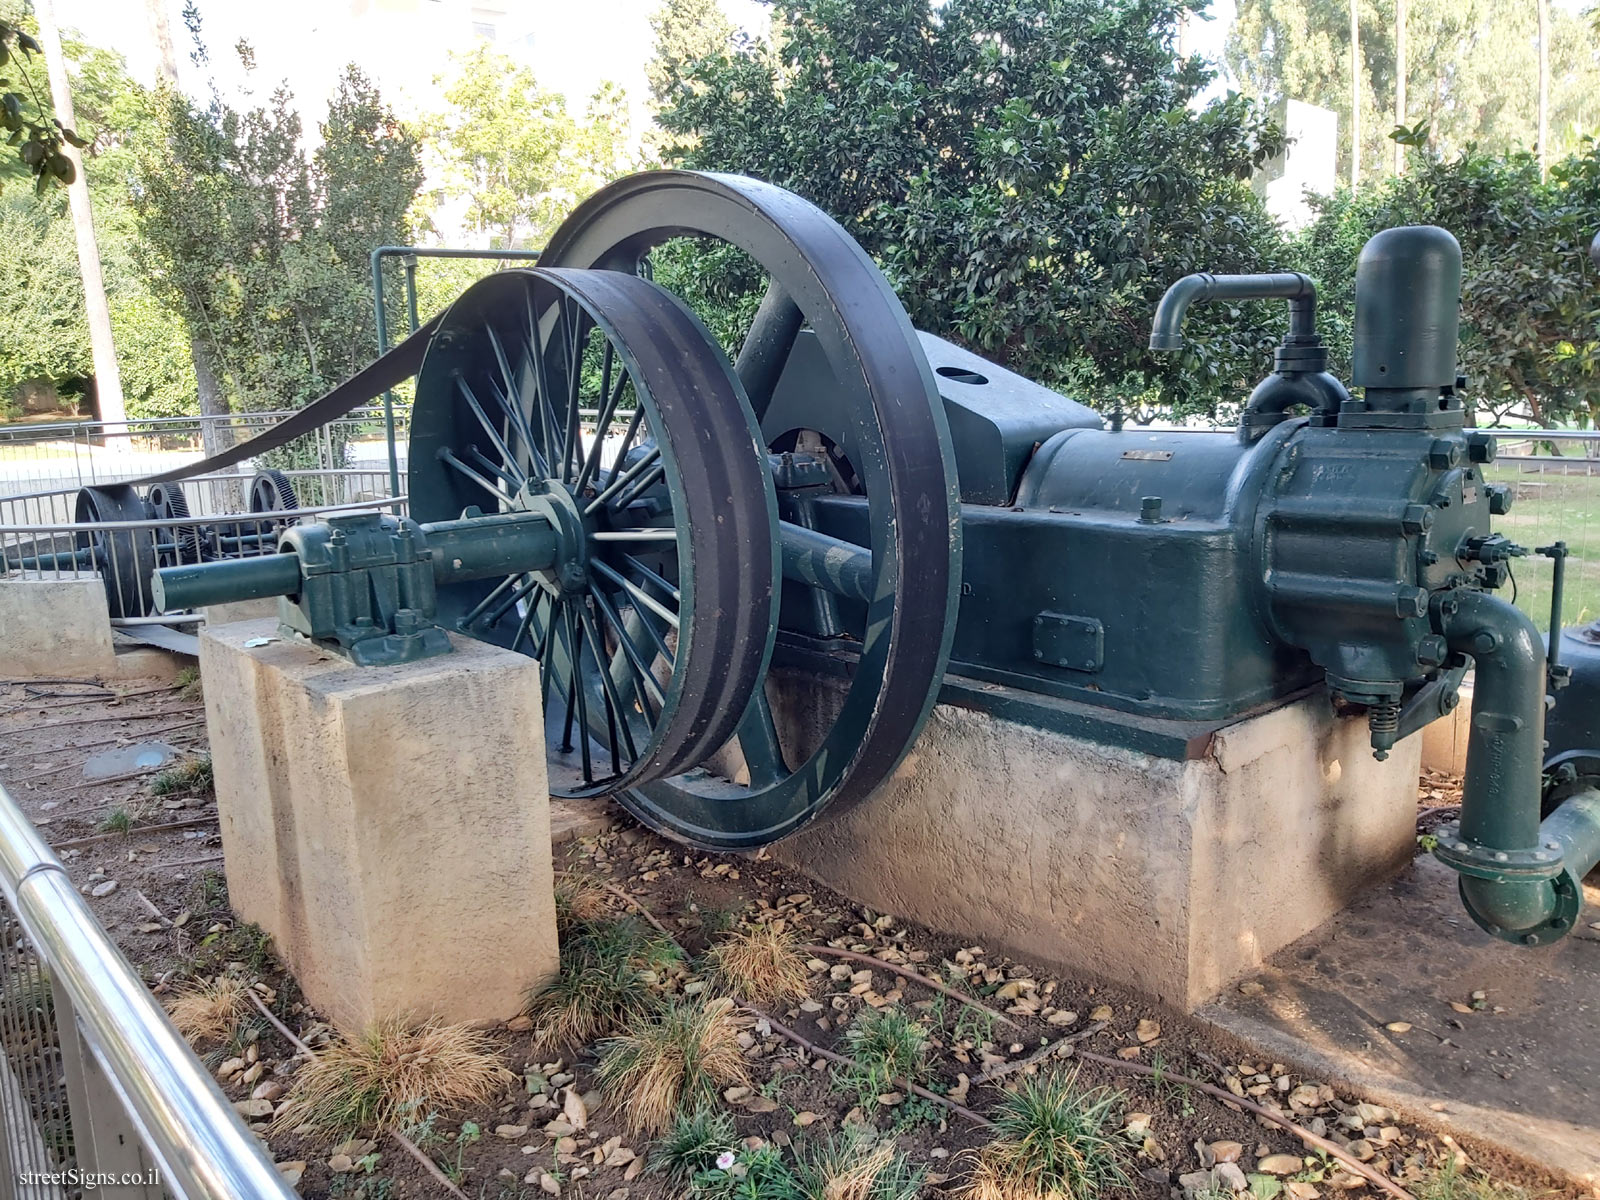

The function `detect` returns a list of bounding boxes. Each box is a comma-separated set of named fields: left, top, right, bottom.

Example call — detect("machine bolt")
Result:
left=1555, top=762, right=1579, bottom=783
left=1395, top=587, right=1428, bottom=618
left=1454, top=842, right=1469, bottom=853
left=1429, top=439, right=1462, bottom=470
left=1138, top=496, right=1164, bottom=524
left=1472, top=629, right=1500, bottom=655
left=1493, top=851, right=1509, bottom=861
left=1487, top=484, right=1513, bottom=515
left=1417, top=634, right=1448, bottom=666
left=1523, top=933, right=1541, bottom=946
left=1421, top=550, right=1440, bottom=565
left=1545, top=841, right=1561, bottom=851
left=1466, top=431, right=1497, bottom=464
left=1402, top=504, right=1434, bottom=535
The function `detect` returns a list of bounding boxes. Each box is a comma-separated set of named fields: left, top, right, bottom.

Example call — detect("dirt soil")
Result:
left=0, top=675, right=1588, bottom=1200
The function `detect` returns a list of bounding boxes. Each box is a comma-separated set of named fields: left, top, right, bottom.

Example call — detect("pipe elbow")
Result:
left=1149, top=274, right=1212, bottom=351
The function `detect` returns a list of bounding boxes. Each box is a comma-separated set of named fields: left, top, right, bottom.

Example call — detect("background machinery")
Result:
left=151, top=169, right=1600, bottom=950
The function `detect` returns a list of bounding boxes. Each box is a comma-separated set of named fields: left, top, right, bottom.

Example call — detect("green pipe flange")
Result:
left=1431, top=820, right=1565, bottom=883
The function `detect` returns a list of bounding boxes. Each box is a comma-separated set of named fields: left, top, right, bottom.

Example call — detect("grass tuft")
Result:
left=705, top=923, right=811, bottom=1006
left=648, top=1106, right=739, bottom=1186
left=553, top=871, right=613, bottom=935
left=165, top=975, right=250, bottom=1046
left=793, top=1127, right=924, bottom=1200
left=176, top=665, right=202, bottom=701
left=526, top=916, right=681, bottom=1051
left=96, top=806, right=135, bottom=835
left=963, top=1069, right=1130, bottom=1200
left=274, top=1017, right=509, bottom=1134
left=1417, top=1159, right=1530, bottom=1200
left=837, top=1007, right=928, bottom=1104
left=595, top=995, right=751, bottom=1135
left=150, top=754, right=213, bottom=798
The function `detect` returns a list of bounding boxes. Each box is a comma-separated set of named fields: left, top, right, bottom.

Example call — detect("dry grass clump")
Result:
left=963, top=1069, right=1129, bottom=1200
left=706, top=922, right=811, bottom=1006
left=527, top=916, right=682, bottom=1051
left=794, top=1128, right=924, bottom=1200
left=273, top=1017, right=510, bottom=1134
left=165, top=976, right=250, bottom=1046
left=150, top=754, right=213, bottom=798
left=553, top=871, right=613, bottom=935
left=595, top=995, right=751, bottom=1135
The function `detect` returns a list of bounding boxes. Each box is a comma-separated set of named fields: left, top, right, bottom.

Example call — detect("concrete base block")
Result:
left=202, top=599, right=280, bottom=627
left=1419, top=678, right=1472, bottom=776
left=775, top=685, right=1421, bottom=1010
left=200, top=619, right=557, bottom=1032
left=0, top=575, right=116, bottom=679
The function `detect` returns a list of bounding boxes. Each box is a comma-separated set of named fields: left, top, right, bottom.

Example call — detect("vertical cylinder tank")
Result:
left=1351, top=226, right=1462, bottom=406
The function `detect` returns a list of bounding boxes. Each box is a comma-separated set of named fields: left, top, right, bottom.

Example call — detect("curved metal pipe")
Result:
left=1149, top=271, right=1317, bottom=351
left=1434, top=590, right=1600, bottom=943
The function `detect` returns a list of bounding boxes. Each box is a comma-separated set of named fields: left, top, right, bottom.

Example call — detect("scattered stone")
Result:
left=1213, top=1162, right=1250, bottom=1191
left=743, top=1096, right=778, bottom=1114
left=1353, top=1102, right=1391, bottom=1125
left=1209, top=1141, right=1243, bottom=1164
left=876, top=1092, right=904, bottom=1106
left=1238, top=980, right=1266, bottom=996
left=232, top=1098, right=273, bottom=1119
left=1258, top=1155, right=1305, bottom=1176
left=544, top=1119, right=576, bottom=1137
left=496, top=1124, right=529, bottom=1140
left=327, top=1154, right=353, bottom=1173
left=91, top=880, right=119, bottom=898
left=1287, top=1183, right=1320, bottom=1199
left=1124, top=1113, right=1152, bottom=1137
left=563, top=1091, right=588, bottom=1130
left=507, top=1015, right=534, bottom=1032
left=1384, top=1021, right=1413, bottom=1034
left=1046, top=1009, right=1078, bottom=1026
left=251, top=1081, right=285, bottom=1102
left=275, top=1162, right=306, bottom=1187
left=1288, top=1084, right=1321, bottom=1109
left=1135, top=1018, right=1161, bottom=1043
left=724, top=1086, right=753, bottom=1103
left=1090, top=1004, right=1114, bottom=1021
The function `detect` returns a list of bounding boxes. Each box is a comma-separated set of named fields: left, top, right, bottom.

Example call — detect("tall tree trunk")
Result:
left=1537, top=0, right=1549, bottom=179
left=148, top=0, right=228, bottom=445
left=191, top=334, right=228, bottom=456
left=35, top=0, right=126, bottom=432
left=1394, top=0, right=1407, bottom=175
left=1349, top=0, right=1361, bottom=191
left=144, top=0, right=178, bottom=82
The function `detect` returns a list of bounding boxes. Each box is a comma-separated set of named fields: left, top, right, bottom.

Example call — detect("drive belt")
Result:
left=121, top=312, right=445, bottom=488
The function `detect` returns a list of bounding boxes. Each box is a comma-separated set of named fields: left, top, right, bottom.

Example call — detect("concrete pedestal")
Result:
left=199, top=619, right=557, bottom=1032
left=774, top=683, right=1422, bottom=1010
left=0, top=576, right=116, bottom=678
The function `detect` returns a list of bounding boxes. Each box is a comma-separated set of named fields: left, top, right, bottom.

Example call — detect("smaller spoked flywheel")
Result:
left=409, top=267, right=780, bottom=800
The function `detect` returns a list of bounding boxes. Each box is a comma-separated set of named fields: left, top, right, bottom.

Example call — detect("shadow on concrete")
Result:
left=1199, top=855, right=1599, bottom=1183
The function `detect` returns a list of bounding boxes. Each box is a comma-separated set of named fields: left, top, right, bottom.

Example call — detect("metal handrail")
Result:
left=0, top=782, right=296, bottom=1199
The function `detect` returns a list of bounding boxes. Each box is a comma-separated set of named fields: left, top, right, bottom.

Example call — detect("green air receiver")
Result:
left=1350, top=225, right=1462, bottom=403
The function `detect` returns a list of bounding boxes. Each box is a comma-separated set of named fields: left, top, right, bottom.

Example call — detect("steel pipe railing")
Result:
left=0, top=781, right=297, bottom=1199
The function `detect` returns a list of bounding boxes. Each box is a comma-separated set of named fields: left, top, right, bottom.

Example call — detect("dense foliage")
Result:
left=1295, top=143, right=1600, bottom=427
left=1229, top=0, right=1600, bottom=183
left=421, top=46, right=637, bottom=250
left=132, top=62, right=423, bottom=419
left=657, top=0, right=1295, bottom=420
left=0, top=24, right=193, bottom=419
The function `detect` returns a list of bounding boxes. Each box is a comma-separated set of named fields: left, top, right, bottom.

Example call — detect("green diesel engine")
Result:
left=152, top=170, right=1600, bottom=949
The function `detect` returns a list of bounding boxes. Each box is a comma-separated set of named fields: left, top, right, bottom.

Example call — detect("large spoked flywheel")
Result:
left=539, top=171, right=963, bottom=849
left=410, top=266, right=780, bottom=799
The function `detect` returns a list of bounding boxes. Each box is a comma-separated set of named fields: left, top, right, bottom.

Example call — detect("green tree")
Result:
left=421, top=48, right=637, bottom=250
left=1293, top=143, right=1600, bottom=427
left=0, top=25, right=196, bottom=421
left=645, top=0, right=734, bottom=104
left=657, top=0, right=1291, bottom=420
left=1229, top=0, right=1600, bottom=185
left=133, top=55, right=422, bottom=438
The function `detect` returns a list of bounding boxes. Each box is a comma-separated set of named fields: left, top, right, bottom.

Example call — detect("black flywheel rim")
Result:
left=409, top=266, right=780, bottom=799
left=540, top=170, right=963, bottom=848
left=74, top=483, right=157, bottom=619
